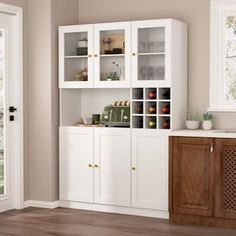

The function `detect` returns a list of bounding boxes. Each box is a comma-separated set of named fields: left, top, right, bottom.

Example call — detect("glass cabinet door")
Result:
left=59, top=25, right=93, bottom=88
left=94, top=22, right=131, bottom=88
left=132, top=20, right=171, bottom=87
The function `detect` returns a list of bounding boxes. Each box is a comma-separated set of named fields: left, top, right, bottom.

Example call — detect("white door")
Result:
left=59, top=24, right=94, bottom=88
left=132, top=19, right=172, bottom=87
left=94, top=128, right=130, bottom=206
left=131, top=130, right=168, bottom=210
left=0, top=9, right=23, bottom=213
left=59, top=127, right=94, bottom=203
left=94, top=22, right=131, bottom=88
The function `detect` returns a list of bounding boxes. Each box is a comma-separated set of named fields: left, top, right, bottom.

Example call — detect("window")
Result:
left=209, top=0, right=236, bottom=111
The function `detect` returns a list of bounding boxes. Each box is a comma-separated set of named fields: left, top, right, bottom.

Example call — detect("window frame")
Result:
left=209, top=0, right=236, bottom=112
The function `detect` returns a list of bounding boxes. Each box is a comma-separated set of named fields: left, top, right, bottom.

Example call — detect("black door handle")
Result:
left=9, top=106, right=17, bottom=112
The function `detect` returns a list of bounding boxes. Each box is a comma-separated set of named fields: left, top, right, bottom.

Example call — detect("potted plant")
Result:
left=202, top=112, right=213, bottom=130
left=186, top=111, right=200, bottom=130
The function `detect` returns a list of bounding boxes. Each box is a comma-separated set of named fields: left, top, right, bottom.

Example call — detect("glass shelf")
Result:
left=100, top=54, right=125, bottom=58
left=138, top=52, right=165, bottom=56
left=65, top=55, right=88, bottom=59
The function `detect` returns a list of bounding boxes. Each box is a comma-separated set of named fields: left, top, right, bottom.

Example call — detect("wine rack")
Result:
left=131, top=87, right=171, bottom=130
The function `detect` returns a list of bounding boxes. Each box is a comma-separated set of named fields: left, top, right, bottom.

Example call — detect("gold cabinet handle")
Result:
left=94, top=164, right=99, bottom=168
left=88, top=164, right=93, bottom=168
left=88, top=54, right=92, bottom=58
left=132, top=167, right=136, bottom=171
left=94, top=54, right=98, bottom=57
left=132, top=53, right=136, bottom=56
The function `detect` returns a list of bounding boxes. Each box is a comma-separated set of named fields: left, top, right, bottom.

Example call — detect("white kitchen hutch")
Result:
left=59, top=19, right=187, bottom=219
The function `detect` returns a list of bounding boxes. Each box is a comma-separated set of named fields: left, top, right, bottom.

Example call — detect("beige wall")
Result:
left=28, top=0, right=78, bottom=201
left=78, top=0, right=236, bottom=129
left=51, top=0, right=79, bottom=200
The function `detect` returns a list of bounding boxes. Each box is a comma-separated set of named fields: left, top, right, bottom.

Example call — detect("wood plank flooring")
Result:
left=0, top=207, right=236, bottom=236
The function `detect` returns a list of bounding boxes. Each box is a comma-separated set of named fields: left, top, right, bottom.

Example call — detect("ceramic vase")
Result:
left=202, top=120, right=213, bottom=130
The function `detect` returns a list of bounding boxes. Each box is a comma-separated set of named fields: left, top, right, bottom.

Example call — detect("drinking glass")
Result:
left=140, top=66, right=148, bottom=80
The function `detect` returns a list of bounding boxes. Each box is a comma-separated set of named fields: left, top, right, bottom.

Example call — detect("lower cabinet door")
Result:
left=131, top=130, right=168, bottom=210
left=59, top=127, right=94, bottom=203
left=214, top=138, right=236, bottom=219
left=170, top=137, right=214, bottom=216
left=94, top=128, right=131, bottom=207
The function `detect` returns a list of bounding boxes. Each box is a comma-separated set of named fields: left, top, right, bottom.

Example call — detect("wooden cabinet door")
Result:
left=59, top=127, right=94, bottom=203
left=170, top=137, right=214, bottom=216
left=214, top=138, right=236, bottom=219
left=131, top=130, right=168, bottom=210
left=94, top=128, right=131, bottom=207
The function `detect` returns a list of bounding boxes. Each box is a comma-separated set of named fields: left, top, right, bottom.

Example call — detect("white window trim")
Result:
left=209, top=0, right=236, bottom=112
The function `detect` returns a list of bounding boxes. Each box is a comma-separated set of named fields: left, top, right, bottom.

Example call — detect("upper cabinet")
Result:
left=131, top=20, right=170, bottom=87
left=59, top=19, right=187, bottom=89
left=93, top=22, right=131, bottom=88
left=59, top=25, right=94, bottom=88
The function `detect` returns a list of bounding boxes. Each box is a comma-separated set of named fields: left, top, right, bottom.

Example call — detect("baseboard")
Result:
left=24, top=200, right=59, bottom=209
left=59, top=200, right=169, bottom=219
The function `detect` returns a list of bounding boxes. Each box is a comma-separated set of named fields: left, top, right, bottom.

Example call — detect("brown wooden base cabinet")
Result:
left=169, top=136, right=236, bottom=229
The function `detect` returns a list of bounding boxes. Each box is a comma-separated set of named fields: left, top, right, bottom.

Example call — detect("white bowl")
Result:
left=186, top=120, right=200, bottom=130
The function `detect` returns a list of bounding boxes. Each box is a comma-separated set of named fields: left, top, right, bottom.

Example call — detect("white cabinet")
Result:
left=131, top=19, right=187, bottom=88
left=94, top=22, right=131, bottom=88
left=94, top=128, right=131, bottom=207
left=59, top=25, right=94, bottom=88
left=131, top=130, right=168, bottom=210
left=59, top=19, right=187, bottom=89
left=59, top=127, right=94, bottom=202
left=59, top=22, right=131, bottom=89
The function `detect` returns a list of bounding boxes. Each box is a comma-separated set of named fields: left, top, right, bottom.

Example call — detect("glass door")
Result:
left=132, top=20, right=171, bottom=87
left=94, top=22, right=131, bottom=88
left=59, top=24, right=94, bottom=88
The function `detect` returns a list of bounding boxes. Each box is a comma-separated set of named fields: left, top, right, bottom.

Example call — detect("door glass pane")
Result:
left=64, top=32, right=88, bottom=82
left=0, top=30, right=5, bottom=196
left=138, top=27, right=165, bottom=81
left=225, top=16, right=236, bottom=101
left=99, top=30, right=125, bottom=82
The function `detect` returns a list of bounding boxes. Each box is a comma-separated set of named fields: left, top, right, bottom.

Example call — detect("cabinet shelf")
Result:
left=100, top=54, right=125, bottom=58
left=138, top=52, right=165, bottom=56
left=65, top=55, right=88, bottom=59
left=158, top=114, right=171, bottom=117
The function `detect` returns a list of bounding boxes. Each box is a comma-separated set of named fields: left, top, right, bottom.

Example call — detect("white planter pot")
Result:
left=202, top=120, right=213, bottom=130
left=186, top=120, right=200, bottom=130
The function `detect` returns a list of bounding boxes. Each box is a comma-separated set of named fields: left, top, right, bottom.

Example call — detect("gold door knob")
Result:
left=132, top=167, right=136, bottom=171
left=94, top=164, right=99, bottom=168
left=132, top=53, right=136, bottom=56
left=88, top=164, right=93, bottom=168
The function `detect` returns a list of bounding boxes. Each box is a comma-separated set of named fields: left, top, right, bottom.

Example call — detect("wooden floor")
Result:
left=0, top=208, right=236, bottom=236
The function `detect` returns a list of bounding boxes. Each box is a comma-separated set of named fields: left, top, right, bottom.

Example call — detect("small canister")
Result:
left=77, top=37, right=88, bottom=55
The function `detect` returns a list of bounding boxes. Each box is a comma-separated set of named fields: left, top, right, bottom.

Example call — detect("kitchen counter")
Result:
left=169, top=129, right=236, bottom=138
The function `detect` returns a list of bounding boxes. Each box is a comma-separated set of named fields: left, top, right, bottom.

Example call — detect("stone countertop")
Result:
left=169, top=130, right=236, bottom=139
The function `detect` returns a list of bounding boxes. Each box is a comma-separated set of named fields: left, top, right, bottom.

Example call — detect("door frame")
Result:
left=0, top=3, right=23, bottom=210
